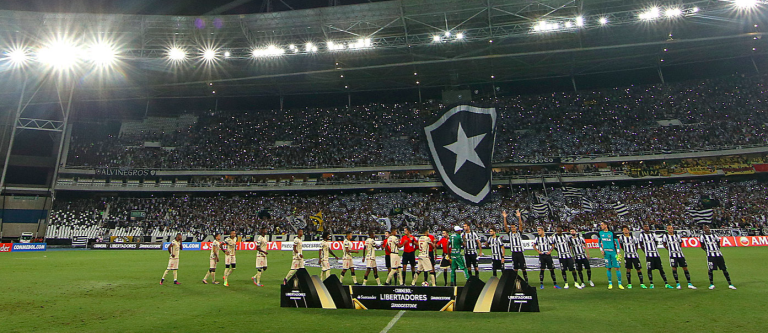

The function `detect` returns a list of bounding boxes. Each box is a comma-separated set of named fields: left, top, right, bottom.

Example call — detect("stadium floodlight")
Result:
left=4, top=48, right=29, bottom=65
left=432, top=35, right=442, bottom=42
left=202, top=49, right=217, bottom=61
left=305, top=42, right=317, bottom=52
left=665, top=8, right=683, bottom=17
left=327, top=41, right=346, bottom=51
left=639, top=7, right=661, bottom=20
left=456, top=32, right=465, bottom=39
left=575, top=16, right=584, bottom=27
left=224, top=51, right=231, bottom=58
left=565, top=21, right=573, bottom=28
left=444, top=31, right=451, bottom=37
left=38, top=39, right=82, bottom=70
left=86, top=42, right=117, bottom=66
left=349, top=38, right=373, bottom=49
left=599, top=17, right=608, bottom=25
left=289, top=44, right=297, bottom=52
left=534, top=21, right=560, bottom=32
left=252, top=45, right=285, bottom=57
left=734, top=0, right=758, bottom=9
left=168, top=47, right=186, bottom=61
left=692, top=6, right=700, bottom=12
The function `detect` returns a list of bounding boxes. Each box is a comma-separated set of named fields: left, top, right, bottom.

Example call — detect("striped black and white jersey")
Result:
left=639, top=232, right=660, bottom=257
left=661, top=233, right=684, bottom=258
left=551, top=234, right=573, bottom=259
left=533, top=235, right=553, bottom=254
left=463, top=231, right=480, bottom=255
left=569, top=235, right=587, bottom=259
left=488, top=236, right=505, bottom=260
left=699, top=234, right=722, bottom=257
left=618, top=234, right=640, bottom=258
left=508, top=231, right=524, bottom=253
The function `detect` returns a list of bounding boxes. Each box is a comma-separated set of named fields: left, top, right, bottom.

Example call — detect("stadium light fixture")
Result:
left=599, top=17, right=608, bottom=25
left=444, top=31, right=451, bottom=37
left=38, top=39, right=82, bottom=70
left=639, top=7, right=661, bottom=20
left=86, top=42, right=117, bottom=66
left=202, top=49, right=217, bottom=61
left=4, top=47, right=29, bottom=65
left=734, top=0, right=758, bottom=9
left=289, top=44, right=297, bottom=52
left=665, top=8, right=683, bottom=17
left=565, top=21, right=573, bottom=28
left=349, top=38, right=373, bottom=49
left=305, top=42, right=317, bottom=52
left=456, top=32, right=464, bottom=39
left=575, top=16, right=584, bottom=27
left=533, top=21, right=560, bottom=32
left=167, top=47, right=186, bottom=61
left=327, top=41, right=346, bottom=51
left=252, top=45, right=285, bottom=57
left=224, top=51, right=231, bottom=58
left=692, top=6, right=700, bottom=12
left=432, top=35, right=442, bottom=42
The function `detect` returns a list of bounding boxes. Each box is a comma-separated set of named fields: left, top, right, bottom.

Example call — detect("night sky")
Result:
left=0, top=0, right=387, bottom=15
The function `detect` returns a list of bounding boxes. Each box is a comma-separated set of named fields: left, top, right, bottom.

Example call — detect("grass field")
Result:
left=1, top=247, right=766, bottom=333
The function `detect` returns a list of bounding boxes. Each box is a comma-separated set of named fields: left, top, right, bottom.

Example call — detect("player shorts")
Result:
left=291, top=258, right=305, bottom=270
left=417, top=256, right=433, bottom=272
left=492, top=259, right=503, bottom=271
left=342, top=257, right=353, bottom=270
left=389, top=254, right=402, bottom=269
left=385, top=254, right=391, bottom=269
left=321, top=259, right=331, bottom=271
left=167, top=258, right=179, bottom=270
left=624, top=257, right=641, bottom=270
left=539, top=254, right=554, bottom=270
left=669, top=256, right=687, bottom=268
left=402, top=252, right=416, bottom=268
left=707, top=256, right=727, bottom=271
left=365, top=257, right=377, bottom=268
left=575, top=257, right=591, bottom=271
left=256, top=255, right=267, bottom=269
left=558, top=257, right=575, bottom=270
left=225, top=255, right=237, bottom=268
left=465, top=253, right=478, bottom=268
left=511, top=252, right=527, bottom=270
left=209, top=258, right=218, bottom=270
left=439, top=256, right=451, bottom=268
left=646, top=256, right=663, bottom=270
left=603, top=253, right=620, bottom=269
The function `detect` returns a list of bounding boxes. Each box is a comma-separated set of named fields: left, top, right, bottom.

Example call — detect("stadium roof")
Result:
left=0, top=0, right=766, bottom=107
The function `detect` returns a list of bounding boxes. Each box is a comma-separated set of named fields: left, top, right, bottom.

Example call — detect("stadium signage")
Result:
left=94, top=168, right=157, bottom=177
left=0, top=243, right=12, bottom=252
left=138, top=243, right=163, bottom=250
left=109, top=243, right=137, bottom=249
left=162, top=242, right=201, bottom=250
left=11, top=243, right=47, bottom=252
left=351, top=286, right=447, bottom=310
left=507, top=157, right=561, bottom=165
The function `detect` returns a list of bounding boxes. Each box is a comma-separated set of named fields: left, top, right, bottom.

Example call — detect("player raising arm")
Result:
left=504, top=210, right=528, bottom=282
left=700, top=225, right=736, bottom=290
left=203, top=233, right=221, bottom=285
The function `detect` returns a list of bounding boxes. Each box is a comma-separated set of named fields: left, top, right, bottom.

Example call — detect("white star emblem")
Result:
left=443, top=123, right=486, bottom=174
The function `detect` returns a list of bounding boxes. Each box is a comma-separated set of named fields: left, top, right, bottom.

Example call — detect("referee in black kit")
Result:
left=462, top=222, right=483, bottom=277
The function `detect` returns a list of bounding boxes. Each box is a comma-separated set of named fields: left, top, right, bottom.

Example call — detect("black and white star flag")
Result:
left=425, top=105, right=497, bottom=205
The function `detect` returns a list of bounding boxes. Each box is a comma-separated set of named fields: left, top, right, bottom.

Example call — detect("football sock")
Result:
left=638, top=271, right=644, bottom=284
left=647, top=269, right=654, bottom=284
left=673, top=270, right=679, bottom=283
left=607, top=270, right=612, bottom=283
left=430, top=272, right=436, bottom=286
left=571, top=270, right=578, bottom=283
left=256, top=270, right=262, bottom=284
left=616, top=270, right=622, bottom=284
left=550, top=269, right=557, bottom=283
left=162, top=270, right=169, bottom=280
left=211, top=272, right=216, bottom=282
left=578, top=270, right=585, bottom=283
left=626, top=271, right=632, bottom=285
left=708, top=270, right=714, bottom=284
left=173, top=271, right=177, bottom=281
left=399, top=270, right=404, bottom=285
left=352, top=274, right=357, bottom=284
left=203, top=272, right=210, bottom=281
left=684, top=270, right=691, bottom=283
left=659, top=269, right=668, bottom=283
left=561, top=270, right=568, bottom=282
left=522, top=270, right=528, bottom=281
left=539, top=270, right=545, bottom=284
left=285, top=269, right=297, bottom=282
left=586, top=268, right=592, bottom=281
left=723, top=270, right=732, bottom=285
left=451, top=269, right=457, bottom=284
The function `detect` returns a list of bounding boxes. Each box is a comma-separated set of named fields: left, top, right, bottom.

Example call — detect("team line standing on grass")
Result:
left=159, top=210, right=737, bottom=291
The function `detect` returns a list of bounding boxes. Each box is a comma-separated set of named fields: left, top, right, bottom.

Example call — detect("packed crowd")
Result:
left=66, top=74, right=768, bottom=170
left=48, top=180, right=768, bottom=240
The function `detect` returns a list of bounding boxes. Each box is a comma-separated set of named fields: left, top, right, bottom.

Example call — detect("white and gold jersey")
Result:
left=209, top=240, right=220, bottom=259
left=293, top=236, right=303, bottom=260
left=169, top=240, right=181, bottom=259
left=343, top=239, right=353, bottom=260
left=224, top=237, right=237, bottom=256
left=418, top=236, right=431, bottom=258
left=387, top=235, right=399, bottom=254
left=256, top=235, right=268, bottom=257
left=320, top=240, right=330, bottom=260
left=365, top=238, right=376, bottom=259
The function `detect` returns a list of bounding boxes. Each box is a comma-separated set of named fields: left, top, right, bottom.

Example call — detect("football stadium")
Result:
left=2, top=0, right=768, bottom=331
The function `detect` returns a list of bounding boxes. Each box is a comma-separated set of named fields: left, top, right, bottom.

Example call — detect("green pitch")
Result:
left=1, top=247, right=767, bottom=332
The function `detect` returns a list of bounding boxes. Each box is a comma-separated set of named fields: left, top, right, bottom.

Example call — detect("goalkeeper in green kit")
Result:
left=449, top=225, right=470, bottom=286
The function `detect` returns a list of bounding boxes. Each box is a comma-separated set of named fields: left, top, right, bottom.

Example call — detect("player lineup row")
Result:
left=159, top=210, right=737, bottom=290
